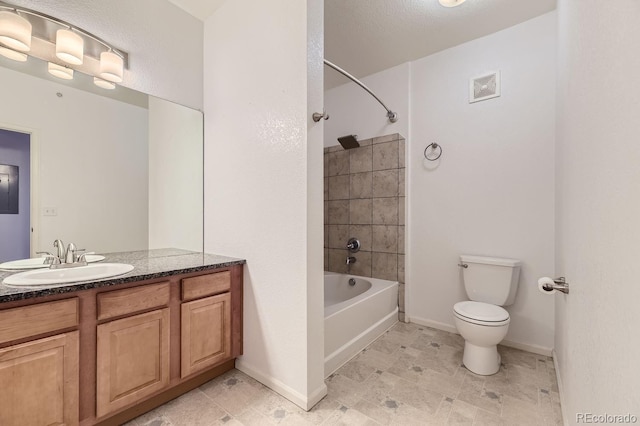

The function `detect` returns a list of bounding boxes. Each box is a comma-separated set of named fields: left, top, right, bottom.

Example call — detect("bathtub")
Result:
left=324, top=272, right=398, bottom=377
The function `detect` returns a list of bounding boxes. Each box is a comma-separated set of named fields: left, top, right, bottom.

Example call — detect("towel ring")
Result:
left=424, top=143, right=442, bottom=161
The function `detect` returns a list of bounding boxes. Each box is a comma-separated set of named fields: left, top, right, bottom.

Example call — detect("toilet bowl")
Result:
left=453, top=301, right=510, bottom=375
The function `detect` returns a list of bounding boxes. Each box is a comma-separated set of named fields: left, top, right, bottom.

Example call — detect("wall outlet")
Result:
left=43, top=207, right=57, bottom=216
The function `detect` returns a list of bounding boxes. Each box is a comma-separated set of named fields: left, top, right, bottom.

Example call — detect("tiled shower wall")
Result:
left=324, top=133, right=406, bottom=320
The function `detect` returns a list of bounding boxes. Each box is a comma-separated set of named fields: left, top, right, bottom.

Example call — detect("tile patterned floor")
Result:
left=126, top=323, right=563, bottom=425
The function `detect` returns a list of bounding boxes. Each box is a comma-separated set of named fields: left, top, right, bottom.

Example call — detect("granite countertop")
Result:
left=0, top=248, right=246, bottom=303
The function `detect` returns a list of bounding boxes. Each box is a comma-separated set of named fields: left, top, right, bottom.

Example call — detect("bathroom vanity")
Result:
left=0, top=249, right=245, bottom=426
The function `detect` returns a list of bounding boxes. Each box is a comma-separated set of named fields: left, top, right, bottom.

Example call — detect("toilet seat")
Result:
left=453, top=301, right=510, bottom=327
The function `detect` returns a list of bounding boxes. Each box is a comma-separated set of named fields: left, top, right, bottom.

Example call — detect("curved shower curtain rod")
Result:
left=324, top=59, right=399, bottom=123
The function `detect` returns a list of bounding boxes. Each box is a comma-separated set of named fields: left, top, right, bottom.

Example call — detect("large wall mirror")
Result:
left=0, top=55, right=203, bottom=261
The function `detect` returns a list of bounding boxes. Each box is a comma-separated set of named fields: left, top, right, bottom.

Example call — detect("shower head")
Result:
left=337, top=135, right=360, bottom=150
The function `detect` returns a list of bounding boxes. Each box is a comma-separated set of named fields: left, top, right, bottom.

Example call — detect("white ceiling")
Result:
left=166, top=0, right=556, bottom=89
left=166, top=0, right=226, bottom=21
left=325, top=0, right=556, bottom=88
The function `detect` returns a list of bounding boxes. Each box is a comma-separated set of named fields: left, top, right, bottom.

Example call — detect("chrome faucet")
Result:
left=53, top=239, right=65, bottom=260
left=65, top=242, right=77, bottom=264
left=46, top=239, right=90, bottom=269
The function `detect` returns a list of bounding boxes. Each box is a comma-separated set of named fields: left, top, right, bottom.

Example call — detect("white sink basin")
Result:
left=0, top=255, right=106, bottom=270
left=2, top=263, right=134, bottom=287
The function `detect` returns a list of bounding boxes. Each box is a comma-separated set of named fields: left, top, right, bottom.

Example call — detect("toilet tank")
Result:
left=460, top=255, right=521, bottom=306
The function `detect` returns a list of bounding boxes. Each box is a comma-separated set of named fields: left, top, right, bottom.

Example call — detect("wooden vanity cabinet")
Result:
left=0, top=264, right=243, bottom=426
left=0, top=299, right=80, bottom=426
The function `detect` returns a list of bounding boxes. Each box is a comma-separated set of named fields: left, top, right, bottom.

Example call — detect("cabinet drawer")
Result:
left=182, top=271, right=230, bottom=301
left=0, top=298, right=78, bottom=345
left=97, top=282, right=170, bottom=321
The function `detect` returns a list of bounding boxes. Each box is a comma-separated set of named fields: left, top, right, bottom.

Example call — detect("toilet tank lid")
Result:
left=460, top=255, right=521, bottom=267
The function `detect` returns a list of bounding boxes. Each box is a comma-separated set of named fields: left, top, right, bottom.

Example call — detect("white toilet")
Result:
left=453, top=255, right=521, bottom=375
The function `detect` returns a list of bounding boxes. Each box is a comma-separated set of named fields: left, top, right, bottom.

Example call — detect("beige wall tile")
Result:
left=329, top=225, right=350, bottom=249
left=324, top=201, right=329, bottom=225
left=399, top=197, right=405, bottom=226
left=373, top=133, right=399, bottom=144
left=357, top=138, right=373, bottom=146
left=329, top=150, right=350, bottom=176
left=398, top=254, right=405, bottom=282
left=350, top=172, right=373, bottom=199
left=398, top=226, right=405, bottom=254
left=399, top=169, right=405, bottom=196
left=372, top=252, right=398, bottom=281
left=324, top=152, right=329, bottom=175
left=324, top=225, right=329, bottom=247
left=372, top=225, right=398, bottom=253
left=373, top=170, right=399, bottom=197
left=328, top=145, right=342, bottom=152
left=324, top=177, right=329, bottom=201
left=398, top=283, right=405, bottom=312
left=350, top=145, right=373, bottom=174
left=348, top=225, right=372, bottom=251
left=328, top=200, right=349, bottom=224
left=399, top=139, right=406, bottom=168
left=350, top=199, right=372, bottom=224
left=328, top=175, right=350, bottom=200
left=349, top=251, right=372, bottom=277
left=372, top=197, right=398, bottom=225
left=373, top=141, right=399, bottom=171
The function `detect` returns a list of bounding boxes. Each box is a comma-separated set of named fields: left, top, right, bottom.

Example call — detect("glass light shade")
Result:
left=0, top=11, right=32, bottom=51
left=94, top=77, right=115, bottom=90
left=47, top=62, right=73, bottom=80
left=0, top=46, right=27, bottom=61
left=56, top=29, right=83, bottom=65
left=99, top=51, right=123, bottom=83
left=438, top=0, right=467, bottom=6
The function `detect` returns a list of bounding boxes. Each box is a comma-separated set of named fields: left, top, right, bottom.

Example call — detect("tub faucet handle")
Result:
left=346, top=256, right=357, bottom=265
left=346, top=238, right=361, bottom=253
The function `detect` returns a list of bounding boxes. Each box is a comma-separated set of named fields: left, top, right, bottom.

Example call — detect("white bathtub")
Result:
left=324, top=272, right=398, bottom=377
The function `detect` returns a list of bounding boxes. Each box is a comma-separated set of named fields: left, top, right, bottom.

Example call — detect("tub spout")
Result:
left=346, top=256, right=356, bottom=274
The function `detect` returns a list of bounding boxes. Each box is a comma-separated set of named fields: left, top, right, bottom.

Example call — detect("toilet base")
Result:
left=462, top=342, right=501, bottom=375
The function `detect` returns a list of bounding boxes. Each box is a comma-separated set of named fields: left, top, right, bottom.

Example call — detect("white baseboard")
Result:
left=235, top=359, right=327, bottom=411
left=552, top=349, right=569, bottom=426
left=407, top=315, right=553, bottom=356
left=407, top=315, right=458, bottom=334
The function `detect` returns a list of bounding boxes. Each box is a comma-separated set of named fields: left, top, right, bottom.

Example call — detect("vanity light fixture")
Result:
left=56, top=29, right=84, bottom=65
left=0, top=1, right=128, bottom=88
left=0, top=44, right=26, bottom=61
left=438, top=0, right=467, bottom=7
left=99, top=50, right=123, bottom=83
left=93, top=77, right=115, bottom=90
left=0, top=10, right=31, bottom=51
left=48, top=62, right=73, bottom=80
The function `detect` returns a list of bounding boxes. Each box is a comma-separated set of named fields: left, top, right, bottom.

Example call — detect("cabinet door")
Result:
left=181, top=292, right=231, bottom=378
left=96, top=309, right=170, bottom=418
left=0, top=331, right=79, bottom=426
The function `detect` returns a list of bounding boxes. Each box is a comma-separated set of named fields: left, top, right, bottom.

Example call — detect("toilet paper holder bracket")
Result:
left=544, top=277, right=570, bottom=294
